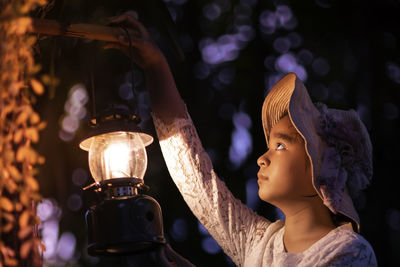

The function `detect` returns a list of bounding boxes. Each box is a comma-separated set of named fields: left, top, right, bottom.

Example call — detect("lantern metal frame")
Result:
left=80, top=108, right=166, bottom=256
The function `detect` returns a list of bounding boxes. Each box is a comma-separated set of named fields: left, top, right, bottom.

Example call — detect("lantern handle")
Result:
left=121, top=26, right=140, bottom=117
left=90, top=63, right=97, bottom=120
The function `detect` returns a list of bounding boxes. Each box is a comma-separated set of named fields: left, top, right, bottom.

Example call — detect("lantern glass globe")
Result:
left=88, top=131, right=148, bottom=182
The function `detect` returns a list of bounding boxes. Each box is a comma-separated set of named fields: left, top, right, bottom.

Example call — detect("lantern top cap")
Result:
left=79, top=107, right=153, bottom=151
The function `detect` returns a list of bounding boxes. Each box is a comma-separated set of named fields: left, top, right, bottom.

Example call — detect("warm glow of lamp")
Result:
left=103, top=142, right=132, bottom=177
left=81, top=131, right=148, bottom=183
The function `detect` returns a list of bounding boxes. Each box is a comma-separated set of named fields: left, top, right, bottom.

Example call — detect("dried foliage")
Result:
left=0, top=0, right=47, bottom=266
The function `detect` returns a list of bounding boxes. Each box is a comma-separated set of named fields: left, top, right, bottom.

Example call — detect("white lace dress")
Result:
left=151, top=109, right=377, bottom=267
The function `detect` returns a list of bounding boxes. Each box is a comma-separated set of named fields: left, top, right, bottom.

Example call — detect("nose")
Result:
left=257, top=151, right=270, bottom=167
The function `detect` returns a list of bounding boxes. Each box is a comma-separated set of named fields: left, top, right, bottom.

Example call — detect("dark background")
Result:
left=33, top=0, right=400, bottom=266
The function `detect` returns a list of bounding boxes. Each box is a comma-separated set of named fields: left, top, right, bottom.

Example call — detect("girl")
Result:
left=107, top=13, right=377, bottom=266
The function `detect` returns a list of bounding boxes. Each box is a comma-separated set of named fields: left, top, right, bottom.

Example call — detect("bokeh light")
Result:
left=42, top=219, right=59, bottom=260
left=62, top=116, right=79, bottom=133
left=287, top=32, right=302, bottom=48
left=67, top=194, right=83, bottom=211
left=237, top=25, right=255, bottom=42
left=37, top=199, right=56, bottom=221
left=276, top=5, right=293, bottom=26
left=218, top=66, right=236, bottom=85
left=119, top=82, right=133, bottom=100
left=56, top=232, right=77, bottom=261
left=59, top=83, right=88, bottom=142
left=201, top=236, right=221, bottom=255
left=200, top=36, right=239, bottom=65
left=312, top=57, right=330, bottom=76
left=71, top=168, right=88, bottom=186
left=386, top=62, right=400, bottom=84
left=275, top=53, right=308, bottom=81
left=203, top=3, right=221, bottom=21
left=259, top=10, right=277, bottom=34
left=273, top=37, right=291, bottom=53
left=37, top=199, right=77, bottom=266
left=275, top=207, right=285, bottom=221
left=233, top=111, right=252, bottom=129
left=229, top=111, right=252, bottom=168
left=59, top=129, right=74, bottom=142
left=297, top=49, right=314, bottom=65
left=246, top=178, right=259, bottom=209
left=198, top=220, right=209, bottom=236
left=170, top=217, right=188, bottom=242
left=193, top=61, right=211, bottom=80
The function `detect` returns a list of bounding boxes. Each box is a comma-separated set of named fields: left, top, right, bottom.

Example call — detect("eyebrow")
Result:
left=271, top=132, right=299, bottom=144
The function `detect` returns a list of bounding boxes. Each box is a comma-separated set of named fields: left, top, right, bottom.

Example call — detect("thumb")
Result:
left=102, top=43, right=129, bottom=56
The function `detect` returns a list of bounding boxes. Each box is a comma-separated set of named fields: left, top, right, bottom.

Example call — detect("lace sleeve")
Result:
left=151, top=107, right=271, bottom=265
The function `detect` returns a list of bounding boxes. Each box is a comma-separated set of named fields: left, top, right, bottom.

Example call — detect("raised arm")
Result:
left=106, top=13, right=275, bottom=265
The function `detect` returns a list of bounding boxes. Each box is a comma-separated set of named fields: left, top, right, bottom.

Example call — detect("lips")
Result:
left=257, top=172, right=269, bottom=181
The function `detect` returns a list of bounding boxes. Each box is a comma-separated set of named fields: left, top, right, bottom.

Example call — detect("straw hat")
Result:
left=262, top=73, right=373, bottom=232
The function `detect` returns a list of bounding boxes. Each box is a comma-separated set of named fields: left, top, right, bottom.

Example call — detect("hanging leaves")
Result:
left=19, top=240, right=32, bottom=259
left=30, top=79, right=44, bottom=95
left=4, top=178, right=18, bottom=194
left=30, top=113, right=40, bottom=125
left=16, top=111, right=29, bottom=125
left=18, top=227, right=32, bottom=240
left=1, top=0, right=47, bottom=265
left=19, top=211, right=30, bottom=229
left=0, top=197, right=14, bottom=212
left=25, top=176, right=39, bottom=191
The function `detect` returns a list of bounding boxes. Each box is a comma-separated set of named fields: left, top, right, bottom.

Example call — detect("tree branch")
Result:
left=28, top=18, right=127, bottom=44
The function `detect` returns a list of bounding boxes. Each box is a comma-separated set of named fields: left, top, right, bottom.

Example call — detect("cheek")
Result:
left=262, top=154, right=311, bottom=196
left=273, top=155, right=305, bottom=183
left=257, top=157, right=299, bottom=200
left=289, top=155, right=314, bottom=192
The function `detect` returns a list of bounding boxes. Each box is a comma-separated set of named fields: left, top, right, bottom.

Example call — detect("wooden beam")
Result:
left=28, top=18, right=128, bottom=45
left=28, top=18, right=186, bottom=62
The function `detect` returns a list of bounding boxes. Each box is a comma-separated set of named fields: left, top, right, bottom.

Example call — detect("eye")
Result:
left=276, top=143, right=286, bottom=150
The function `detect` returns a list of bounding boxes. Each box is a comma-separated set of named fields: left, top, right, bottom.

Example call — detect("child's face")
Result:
left=257, top=115, right=316, bottom=206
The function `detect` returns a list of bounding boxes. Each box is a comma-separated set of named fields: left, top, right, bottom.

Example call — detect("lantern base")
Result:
left=86, top=193, right=166, bottom=256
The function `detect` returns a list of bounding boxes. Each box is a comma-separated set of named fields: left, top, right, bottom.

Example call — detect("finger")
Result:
left=107, top=14, right=127, bottom=23
left=107, top=13, right=137, bottom=26
left=108, top=13, right=147, bottom=35
left=103, top=42, right=123, bottom=50
left=108, top=11, right=138, bottom=22
left=102, top=43, right=129, bottom=55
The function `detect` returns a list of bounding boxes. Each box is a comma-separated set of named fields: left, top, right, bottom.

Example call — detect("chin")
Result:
left=258, top=189, right=271, bottom=203
left=258, top=190, right=284, bottom=207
